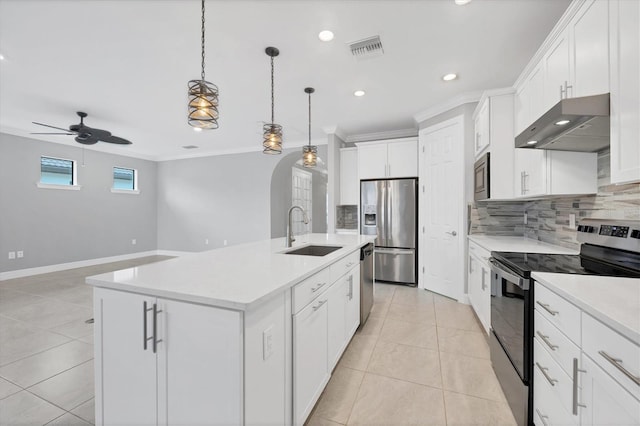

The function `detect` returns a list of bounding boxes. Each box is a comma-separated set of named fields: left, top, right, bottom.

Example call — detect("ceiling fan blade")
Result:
left=102, top=135, right=132, bottom=145
left=30, top=132, right=76, bottom=135
left=32, top=122, right=77, bottom=133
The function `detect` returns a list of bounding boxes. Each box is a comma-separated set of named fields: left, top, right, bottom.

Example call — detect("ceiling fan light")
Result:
left=263, top=123, right=283, bottom=154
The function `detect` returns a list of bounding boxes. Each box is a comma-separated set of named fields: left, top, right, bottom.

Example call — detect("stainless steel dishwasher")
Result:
left=359, top=243, right=374, bottom=327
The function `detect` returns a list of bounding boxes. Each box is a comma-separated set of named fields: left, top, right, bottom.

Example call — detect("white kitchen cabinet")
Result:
left=339, top=148, right=358, bottom=205
left=95, top=287, right=242, bottom=426
left=609, top=0, right=640, bottom=184
left=580, top=354, right=640, bottom=426
left=515, top=63, right=545, bottom=135
left=474, top=99, right=490, bottom=157
left=345, top=267, right=360, bottom=339
left=544, top=28, right=572, bottom=110
left=357, top=138, right=417, bottom=180
left=514, top=149, right=597, bottom=198
left=327, top=266, right=360, bottom=370
left=293, top=293, right=330, bottom=425
left=467, top=241, right=490, bottom=334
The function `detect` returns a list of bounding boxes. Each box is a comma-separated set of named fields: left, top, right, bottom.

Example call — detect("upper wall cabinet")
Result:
left=516, top=0, right=610, bottom=134
left=356, top=138, right=418, bottom=180
left=609, top=0, right=640, bottom=184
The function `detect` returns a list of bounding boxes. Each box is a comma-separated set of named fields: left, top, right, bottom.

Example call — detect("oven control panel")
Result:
left=598, top=225, right=629, bottom=238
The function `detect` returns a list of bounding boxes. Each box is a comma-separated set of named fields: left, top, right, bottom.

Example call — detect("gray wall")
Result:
left=0, top=133, right=158, bottom=272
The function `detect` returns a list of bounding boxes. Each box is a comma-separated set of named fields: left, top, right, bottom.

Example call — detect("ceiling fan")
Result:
left=32, top=111, right=132, bottom=145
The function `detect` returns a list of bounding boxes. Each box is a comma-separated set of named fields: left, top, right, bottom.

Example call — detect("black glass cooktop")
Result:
left=491, top=244, right=640, bottom=279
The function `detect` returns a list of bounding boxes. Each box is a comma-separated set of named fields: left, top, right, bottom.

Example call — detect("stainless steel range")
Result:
left=488, top=219, right=640, bottom=426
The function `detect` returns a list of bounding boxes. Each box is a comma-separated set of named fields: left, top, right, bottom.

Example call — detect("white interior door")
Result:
left=418, top=116, right=464, bottom=300
left=292, top=167, right=312, bottom=235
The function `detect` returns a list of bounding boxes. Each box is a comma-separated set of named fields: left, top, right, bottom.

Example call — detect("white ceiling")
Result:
left=0, top=0, right=570, bottom=161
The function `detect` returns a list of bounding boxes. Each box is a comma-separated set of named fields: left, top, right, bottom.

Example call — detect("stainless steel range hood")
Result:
left=515, top=93, right=610, bottom=152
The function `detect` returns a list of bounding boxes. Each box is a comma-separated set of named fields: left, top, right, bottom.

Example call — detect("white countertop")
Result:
left=532, top=272, right=640, bottom=344
left=86, top=233, right=375, bottom=311
left=468, top=235, right=579, bottom=254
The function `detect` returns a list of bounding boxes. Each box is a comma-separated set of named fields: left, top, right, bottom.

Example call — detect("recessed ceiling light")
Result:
left=454, top=0, right=472, bottom=5
left=442, top=73, right=458, bottom=81
left=183, top=145, right=199, bottom=149
left=193, top=127, right=202, bottom=132
left=555, top=120, right=571, bottom=126
left=354, top=90, right=366, bottom=97
left=0, top=54, right=5, bottom=61
left=527, top=140, right=538, bottom=145
left=318, top=30, right=334, bottom=42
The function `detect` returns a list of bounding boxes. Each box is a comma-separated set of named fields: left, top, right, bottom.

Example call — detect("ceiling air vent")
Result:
left=182, top=145, right=199, bottom=149
left=348, top=35, right=384, bottom=60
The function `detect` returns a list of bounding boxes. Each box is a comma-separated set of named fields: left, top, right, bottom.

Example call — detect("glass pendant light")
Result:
left=188, top=0, right=219, bottom=130
left=302, top=87, right=317, bottom=168
left=263, top=47, right=283, bottom=154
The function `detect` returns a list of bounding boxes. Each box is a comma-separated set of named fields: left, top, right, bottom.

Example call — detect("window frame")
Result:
left=37, top=155, right=81, bottom=190
left=111, top=166, right=139, bottom=194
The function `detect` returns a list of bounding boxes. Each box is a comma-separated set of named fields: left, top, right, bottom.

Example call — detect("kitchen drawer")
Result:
left=582, top=313, right=640, bottom=396
left=329, top=251, right=359, bottom=283
left=535, top=309, right=581, bottom=378
left=468, top=241, right=490, bottom=262
left=293, top=268, right=332, bottom=314
left=534, top=338, right=577, bottom=417
left=535, top=283, right=581, bottom=346
left=534, top=357, right=579, bottom=426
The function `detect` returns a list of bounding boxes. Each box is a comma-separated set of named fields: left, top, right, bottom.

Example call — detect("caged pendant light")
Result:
left=263, top=47, right=283, bottom=154
left=188, top=0, right=219, bottom=130
left=302, top=87, right=317, bottom=168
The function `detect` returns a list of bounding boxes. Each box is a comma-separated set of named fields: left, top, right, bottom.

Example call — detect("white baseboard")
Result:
left=0, top=250, right=192, bottom=281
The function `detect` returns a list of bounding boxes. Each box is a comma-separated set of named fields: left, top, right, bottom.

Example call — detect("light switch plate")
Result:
left=17, top=251, right=23, bottom=258
left=569, top=214, right=576, bottom=230
left=8, top=251, right=15, bottom=260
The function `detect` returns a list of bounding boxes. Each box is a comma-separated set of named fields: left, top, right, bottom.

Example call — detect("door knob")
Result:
left=446, top=231, right=457, bottom=236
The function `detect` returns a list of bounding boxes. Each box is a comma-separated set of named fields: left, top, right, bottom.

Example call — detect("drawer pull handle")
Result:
left=572, top=358, right=587, bottom=414
left=536, top=301, right=559, bottom=316
left=143, top=301, right=153, bottom=351
left=346, top=262, right=355, bottom=267
left=535, top=409, right=549, bottom=426
left=311, top=282, right=326, bottom=293
left=312, top=299, right=327, bottom=311
left=536, top=331, right=558, bottom=351
left=599, top=351, right=640, bottom=386
left=536, top=362, right=558, bottom=386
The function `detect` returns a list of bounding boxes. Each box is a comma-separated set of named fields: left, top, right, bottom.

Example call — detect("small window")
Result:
left=112, top=167, right=137, bottom=192
left=40, top=156, right=76, bottom=186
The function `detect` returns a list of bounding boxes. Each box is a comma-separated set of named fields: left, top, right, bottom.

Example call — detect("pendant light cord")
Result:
left=308, top=91, right=311, bottom=147
left=270, top=56, right=275, bottom=124
left=200, top=0, right=206, bottom=81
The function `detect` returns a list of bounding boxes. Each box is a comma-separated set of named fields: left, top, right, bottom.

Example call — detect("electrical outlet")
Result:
left=131, top=239, right=137, bottom=245
left=8, top=251, right=15, bottom=260
left=569, top=213, right=576, bottom=230
left=223, top=240, right=228, bottom=246
left=524, top=212, right=528, bottom=225
left=262, top=326, right=274, bottom=361
left=17, top=251, right=23, bottom=258
left=205, top=238, right=209, bottom=245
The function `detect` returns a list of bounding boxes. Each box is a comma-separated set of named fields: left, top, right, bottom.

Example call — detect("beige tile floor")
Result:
left=306, top=283, right=517, bottom=426
left=0, top=256, right=172, bottom=426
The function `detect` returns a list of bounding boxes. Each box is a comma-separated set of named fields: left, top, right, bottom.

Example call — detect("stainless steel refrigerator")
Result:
left=360, top=178, right=417, bottom=285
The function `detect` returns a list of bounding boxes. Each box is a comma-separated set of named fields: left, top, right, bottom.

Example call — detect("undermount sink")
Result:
left=284, top=245, right=343, bottom=256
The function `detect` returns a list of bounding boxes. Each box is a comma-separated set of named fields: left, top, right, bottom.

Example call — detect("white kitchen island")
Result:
left=86, top=233, right=375, bottom=426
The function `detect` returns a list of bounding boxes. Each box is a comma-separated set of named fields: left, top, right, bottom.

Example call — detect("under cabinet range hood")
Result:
left=515, top=93, right=610, bottom=152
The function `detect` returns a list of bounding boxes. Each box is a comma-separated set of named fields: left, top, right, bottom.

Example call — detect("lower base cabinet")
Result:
left=95, top=287, right=243, bottom=426
left=467, top=242, right=490, bottom=334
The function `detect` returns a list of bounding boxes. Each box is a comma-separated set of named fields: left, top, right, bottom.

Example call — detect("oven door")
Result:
left=489, top=258, right=531, bottom=383
left=474, top=152, right=490, bottom=200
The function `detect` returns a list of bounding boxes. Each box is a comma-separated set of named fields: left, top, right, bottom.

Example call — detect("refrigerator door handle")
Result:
left=375, top=248, right=414, bottom=255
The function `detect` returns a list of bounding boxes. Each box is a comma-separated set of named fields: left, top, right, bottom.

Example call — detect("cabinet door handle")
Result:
left=560, top=84, right=565, bottom=100
left=536, top=362, right=558, bottom=386
left=143, top=301, right=153, bottom=351
left=536, top=301, right=559, bottom=316
left=469, top=257, right=474, bottom=274
left=523, top=172, right=529, bottom=194
left=599, top=351, right=640, bottom=386
left=312, top=299, right=327, bottom=312
left=348, top=275, right=354, bottom=300
left=536, top=331, right=558, bottom=351
left=535, top=409, right=550, bottom=426
left=481, top=270, right=487, bottom=291
left=520, top=171, right=525, bottom=195
left=311, top=282, right=326, bottom=293
left=346, top=261, right=355, bottom=268
left=572, top=358, right=587, bottom=414
left=152, top=303, right=163, bottom=354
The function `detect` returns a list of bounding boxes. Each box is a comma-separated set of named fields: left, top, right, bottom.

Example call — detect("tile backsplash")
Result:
left=470, top=150, right=640, bottom=249
left=336, top=205, right=358, bottom=230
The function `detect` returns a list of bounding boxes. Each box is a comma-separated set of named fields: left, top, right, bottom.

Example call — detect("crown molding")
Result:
left=322, top=125, right=347, bottom=141
left=344, top=128, right=418, bottom=143
left=512, top=0, right=586, bottom=88
left=413, top=90, right=484, bottom=124
left=472, top=86, right=516, bottom=119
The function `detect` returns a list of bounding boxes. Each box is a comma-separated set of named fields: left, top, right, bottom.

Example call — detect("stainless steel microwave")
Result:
left=474, top=152, right=490, bottom=200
